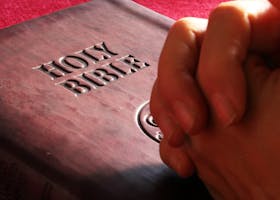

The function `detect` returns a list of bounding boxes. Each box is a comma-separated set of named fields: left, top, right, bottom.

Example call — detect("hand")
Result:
left=150, top=17, right=208, bottom=177
left=150, top=0, right=280, bottom=177
left=186, top=54, right=280, bottom=199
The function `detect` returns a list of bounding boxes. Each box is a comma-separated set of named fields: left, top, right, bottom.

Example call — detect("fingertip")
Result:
left=171, top=97, right=208, bottom=136
left=198, top=70, right=246, bottom=127
left=168, top=128, right=186, bottom=147
left=198, top=69, right=246, bottom=127
left=150, top=82, right=186, bottom=147
left=172, top=101, right=195, bottom=133
left=156, top=112, right=187, bottom=147
left=156, top=72, right=209, bottom=139
left=176, top=157, right=195, bottom=178
left=160, top=140, right=195, bottom=178
left=210, top=93, right=241, bottom=127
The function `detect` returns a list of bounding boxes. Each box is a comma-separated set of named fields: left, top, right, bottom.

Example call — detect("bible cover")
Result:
left=0, top=0, right=212, bottom=199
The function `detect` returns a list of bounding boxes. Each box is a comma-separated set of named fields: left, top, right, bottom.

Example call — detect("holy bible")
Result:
left=0, top=0, right=212, bottom=199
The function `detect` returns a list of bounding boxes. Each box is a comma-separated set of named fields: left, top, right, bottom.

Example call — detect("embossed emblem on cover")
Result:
left=136, top=101, right=163, bottom=143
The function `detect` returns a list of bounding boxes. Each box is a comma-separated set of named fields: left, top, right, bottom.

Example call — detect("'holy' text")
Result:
left=33, top=42, right=150, bottom=96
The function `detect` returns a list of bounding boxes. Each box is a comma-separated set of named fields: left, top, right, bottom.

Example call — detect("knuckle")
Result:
left=169, top=17, right=203, bottom=36
left=170, top=17, right=192, bottom=32
left=209, top=1, right=246, bottom=22
left=169, top=17, right=197, bottom=38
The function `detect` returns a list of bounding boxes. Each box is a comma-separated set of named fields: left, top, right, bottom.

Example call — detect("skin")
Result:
left=188, top=55, right=280, bottom=199
left=150, top=0, right=280, bottom=198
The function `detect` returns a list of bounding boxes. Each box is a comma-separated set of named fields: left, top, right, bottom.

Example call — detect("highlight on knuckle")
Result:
left=209, top=2, right=246, bottom=23
left=169, top=17, right=195, bottom=36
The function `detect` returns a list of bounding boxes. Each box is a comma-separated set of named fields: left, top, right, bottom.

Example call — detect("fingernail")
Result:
left=211, top=94, right=237, bottom=127
left=157, top=114, right=175, bottom=140
left=172, top=101, right=195, bottom=134
left=157, top=114, right=185, bottom=146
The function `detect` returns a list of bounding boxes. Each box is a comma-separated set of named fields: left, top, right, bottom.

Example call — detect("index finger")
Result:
left=156, top=18, right=208, bottom=135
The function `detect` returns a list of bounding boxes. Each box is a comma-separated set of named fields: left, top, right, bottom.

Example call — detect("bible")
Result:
left=0, top=0, right=212, bottom=199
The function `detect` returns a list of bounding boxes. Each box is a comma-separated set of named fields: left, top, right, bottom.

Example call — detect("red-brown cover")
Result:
left=0, top=0, right=212, bottom=199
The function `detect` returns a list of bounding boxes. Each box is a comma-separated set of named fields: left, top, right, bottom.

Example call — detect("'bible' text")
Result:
left=33, top=42, right=150, bottom=96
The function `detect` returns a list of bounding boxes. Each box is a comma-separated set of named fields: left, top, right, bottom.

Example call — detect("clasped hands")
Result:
left=150, top=0, right=280, bottom=199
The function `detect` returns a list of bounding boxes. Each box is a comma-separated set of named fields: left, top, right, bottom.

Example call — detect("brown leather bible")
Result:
left=0, top=0, right=212, bottom=199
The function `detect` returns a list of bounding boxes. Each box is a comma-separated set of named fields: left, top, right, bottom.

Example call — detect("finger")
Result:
left=151, top=81, right=195, bottom=176
left=150, top=80, right=186, bottom=146
left=157, top=17, right=208, bottom=135
left=197, top=0, right=280, bottom=127
left=159, top=138, right=195, bottom=178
